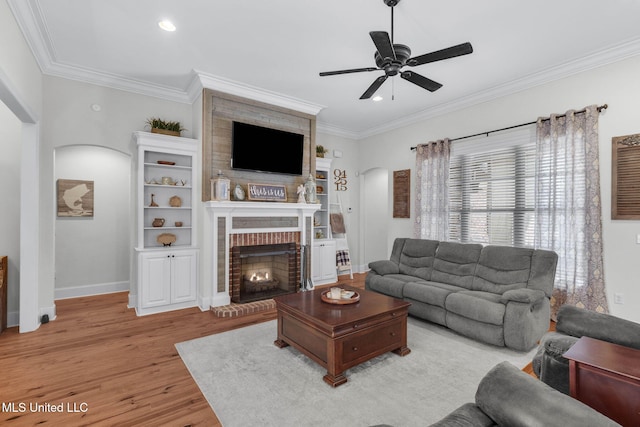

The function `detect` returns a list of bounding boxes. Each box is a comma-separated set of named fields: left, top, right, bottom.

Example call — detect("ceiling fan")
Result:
left=319, top=0, right=473, bottom=100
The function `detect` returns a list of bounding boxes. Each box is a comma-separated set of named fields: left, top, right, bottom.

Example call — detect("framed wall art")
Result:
left=57, top=179, right=94, bottom=217
left=393, top=169, right=410, bottom=218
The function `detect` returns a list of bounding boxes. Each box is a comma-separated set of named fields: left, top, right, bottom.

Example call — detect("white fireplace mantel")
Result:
left=204, top=201, right=320, bottom=307
left=204, top=201, right=319, bottom=217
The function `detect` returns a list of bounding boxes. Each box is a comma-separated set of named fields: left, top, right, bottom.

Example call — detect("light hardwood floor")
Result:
left=0, top=274, right=365, bottom=426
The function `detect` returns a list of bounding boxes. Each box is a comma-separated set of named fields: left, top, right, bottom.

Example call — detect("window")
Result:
left=448, top=127, right=536, bottom=247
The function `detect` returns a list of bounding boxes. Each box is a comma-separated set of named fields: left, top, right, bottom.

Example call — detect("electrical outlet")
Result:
left=636, top=234, right=640, bottom=244
left=614, top=293, right=624, bottom=304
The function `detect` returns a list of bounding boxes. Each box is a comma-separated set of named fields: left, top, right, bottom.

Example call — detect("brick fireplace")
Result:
left=204, top=201, right=318, bottom=308
left=230, top=237, right=299, bottom=303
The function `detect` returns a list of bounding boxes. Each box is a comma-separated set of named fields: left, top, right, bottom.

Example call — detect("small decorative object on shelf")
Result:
left=174, top=221, right=183, bottom=227
left=157, top=233, right=177, bottom=246
left=212, top=170, right=230, bottom=201
left=145, top=117, right=186, bottom=137
left=233, top=184, right=246, bottom=201
left=161, top=176, right=175, bottom=185
left=169, top=195, right=182, bottom=207
left=316, top=144, right=327, bottom=158
left=297, top=184, right=306, bottom=203
left=149, top=194, right=158, bottom=207
left=152, top=218, right=165, bottom=227
left=304, top=174, right=316, bottom=203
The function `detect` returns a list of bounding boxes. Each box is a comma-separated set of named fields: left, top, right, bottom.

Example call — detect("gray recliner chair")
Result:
left=429, top=361, right=619, bottom=426
left=532, top=304, right=640, bottom=394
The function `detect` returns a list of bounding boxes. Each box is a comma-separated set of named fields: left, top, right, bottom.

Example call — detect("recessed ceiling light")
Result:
left=158, top=20, right=176, bottom=32
left=372, top=96, right=383, bottom=102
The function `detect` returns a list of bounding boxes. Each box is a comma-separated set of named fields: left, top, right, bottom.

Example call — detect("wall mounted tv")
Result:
left=231, top=121, right=305, bottom=175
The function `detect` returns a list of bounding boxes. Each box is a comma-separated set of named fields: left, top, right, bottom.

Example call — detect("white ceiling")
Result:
left=9, top=0, right=640, bottom=138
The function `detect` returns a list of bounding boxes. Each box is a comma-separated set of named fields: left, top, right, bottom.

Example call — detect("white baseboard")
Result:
left=7, top=310, right=20, bottom=328
left=54, top=281, right=130, bottom=300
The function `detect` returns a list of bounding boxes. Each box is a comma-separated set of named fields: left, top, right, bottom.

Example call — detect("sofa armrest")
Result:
left=556, top=305, right=640, bottom=350
left=541, top=331, right=580, bottom=359
left=499, top=288, right=545, bottom=304
left=368, top=260, right=399, bottom=275
left=428, top=403, right=494, bottom=427
left=476, top=362, right=620, bottom=427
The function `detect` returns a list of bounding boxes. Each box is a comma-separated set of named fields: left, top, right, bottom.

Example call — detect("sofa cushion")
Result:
left=528, top=249, right=558, bottom=297
left=398, top=239, right=439, bottom=281
left=403, top=281, right=467, bottom=308
left=431, top=242, right=482, bottom=289
left=368, top=260, right=400, bottom=275
left=472, top=246, right=532, bottom=294
left=366, top=274, right=408, bottom=299
left=445, top=291, right=505, bottom=325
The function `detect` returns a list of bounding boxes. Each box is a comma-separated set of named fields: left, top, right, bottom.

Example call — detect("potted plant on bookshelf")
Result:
left=316, top=144, right=327, bottom=158
left=145, top=117, right=185, bottom=137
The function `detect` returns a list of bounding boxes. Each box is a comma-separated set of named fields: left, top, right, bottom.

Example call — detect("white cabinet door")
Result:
left=171, top=250, right=197, bottom=303
left=138, top=249, right=198, bottom=314
left=140, top=252, right=172, bottom=308
left=312, top=240, right=337, bottom=285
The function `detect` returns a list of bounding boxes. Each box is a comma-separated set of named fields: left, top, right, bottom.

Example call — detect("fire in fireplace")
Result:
left=231, top=243, right=298, bottom=303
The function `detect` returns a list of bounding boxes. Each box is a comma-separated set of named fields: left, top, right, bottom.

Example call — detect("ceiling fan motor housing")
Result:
left=384, top=0, right=400, bottom=7
left=375, top=43, right=411, bottom=76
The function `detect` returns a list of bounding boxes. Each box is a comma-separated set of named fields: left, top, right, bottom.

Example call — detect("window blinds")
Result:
left=449, top=126, right=536, bottom=247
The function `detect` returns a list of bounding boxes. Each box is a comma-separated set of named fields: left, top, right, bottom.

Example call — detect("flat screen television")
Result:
left=231, top=121, right=305, bottom=175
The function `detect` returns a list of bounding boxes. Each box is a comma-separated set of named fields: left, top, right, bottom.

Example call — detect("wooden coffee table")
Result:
left=273, top=285, right=410, bottom=387
left=563, top=336, right=640, bottom=426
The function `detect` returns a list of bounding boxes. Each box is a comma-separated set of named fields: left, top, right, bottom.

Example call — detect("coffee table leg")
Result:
left=323, top=372, right=347, bottom=387
left=392, top=345, right=411, bottom=356
left=274, top=338, right=289, bottom=348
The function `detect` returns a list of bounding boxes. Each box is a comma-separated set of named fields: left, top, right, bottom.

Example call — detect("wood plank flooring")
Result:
left=0, top=274, right=548, bottom=425
left=0, top=275, right=364, bottom=426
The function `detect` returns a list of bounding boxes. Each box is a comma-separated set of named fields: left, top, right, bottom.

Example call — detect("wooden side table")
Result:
left=563, top=336, right=640, bottom=426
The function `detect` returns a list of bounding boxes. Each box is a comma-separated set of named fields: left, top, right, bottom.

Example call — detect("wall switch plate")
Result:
left=614, top=293, right=624, bottom=304
left=636, top=234, right=640, bottom=244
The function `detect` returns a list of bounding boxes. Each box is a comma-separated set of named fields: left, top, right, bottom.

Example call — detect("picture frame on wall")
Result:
left=57, top=179, right=94, bottom=217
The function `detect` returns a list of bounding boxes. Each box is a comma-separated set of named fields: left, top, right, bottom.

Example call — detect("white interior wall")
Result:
left=357, top=54, right=640, bottom=323
left=54, top=145, right=130, bottom=298
left=0, top=100, right=22, bottom=325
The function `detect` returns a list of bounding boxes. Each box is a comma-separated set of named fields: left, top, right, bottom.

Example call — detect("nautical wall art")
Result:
left=57, top=179, right=94, bottom=217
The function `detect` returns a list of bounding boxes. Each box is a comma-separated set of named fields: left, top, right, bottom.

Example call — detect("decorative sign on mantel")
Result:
left=247, top=183, right=287, bottom=201
left=393, top=169, right=411, bottom=218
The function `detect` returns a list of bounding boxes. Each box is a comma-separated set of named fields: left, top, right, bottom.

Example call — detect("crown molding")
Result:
left=357, top=36, right=640, bottom=139
left=189, top=71, right=325, bottom=116
left=8, top=0, right=640, bottom=139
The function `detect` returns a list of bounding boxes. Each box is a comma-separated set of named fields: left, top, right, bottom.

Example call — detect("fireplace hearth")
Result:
left=231, top=243, right=298, bottom=303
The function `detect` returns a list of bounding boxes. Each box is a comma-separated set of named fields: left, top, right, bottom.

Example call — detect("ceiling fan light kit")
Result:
left=319, top=0, right=473, bottom=100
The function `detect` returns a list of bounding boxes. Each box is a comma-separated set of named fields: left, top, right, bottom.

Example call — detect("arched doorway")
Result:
left=359, top=167, right=389, bottom=268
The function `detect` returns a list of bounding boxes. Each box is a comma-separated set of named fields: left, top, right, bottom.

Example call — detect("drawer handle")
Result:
left=353, top=324, right=358, bottom=328
left=391, top=312, right=397, bottom=317
left=390, top=332, right=396, bottom=337
left=352, top=347, right=358, bottom=351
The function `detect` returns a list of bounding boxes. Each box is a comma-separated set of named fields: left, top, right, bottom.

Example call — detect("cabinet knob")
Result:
left=352, top=347, right=358, bottom=351
left=390, top=332, right=396, bottom=337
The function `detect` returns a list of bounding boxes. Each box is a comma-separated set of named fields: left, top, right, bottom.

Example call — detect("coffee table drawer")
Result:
left=342, top=320, right=404, bottom=364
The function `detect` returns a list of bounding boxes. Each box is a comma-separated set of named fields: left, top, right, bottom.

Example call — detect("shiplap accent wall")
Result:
left=202, top=89, right=317, bottom=201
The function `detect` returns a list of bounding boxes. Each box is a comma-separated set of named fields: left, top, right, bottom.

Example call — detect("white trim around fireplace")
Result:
left=204, top=201, right=320, bottom=308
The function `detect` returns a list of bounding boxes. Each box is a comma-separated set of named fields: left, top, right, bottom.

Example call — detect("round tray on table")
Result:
left=321, top=290, right=360, bottom=305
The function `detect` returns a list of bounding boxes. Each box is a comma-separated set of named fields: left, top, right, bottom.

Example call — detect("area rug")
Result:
left=176, top=318, right=537, bottom=427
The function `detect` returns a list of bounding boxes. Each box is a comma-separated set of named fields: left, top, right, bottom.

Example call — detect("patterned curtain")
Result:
left=535, top=105, right=608, bottom=319
left=414, top=139, right=451, bottom=240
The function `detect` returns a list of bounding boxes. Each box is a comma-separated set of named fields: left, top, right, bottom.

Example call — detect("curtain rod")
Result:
left=410, top=104, right=608, bottom=151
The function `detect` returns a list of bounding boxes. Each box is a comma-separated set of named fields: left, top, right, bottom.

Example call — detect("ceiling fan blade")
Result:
left=400, top=71, right=442, bottom=92
left=319, top=67, right=379, bottom=76
left=360, top=75, right=388, bottom=99
left=408, top=42, right=473, bottom=66
left=370, top=31, right=396, bottom=61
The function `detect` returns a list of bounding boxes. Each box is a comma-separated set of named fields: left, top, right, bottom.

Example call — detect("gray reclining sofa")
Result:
left=366, top=238, right=558, bottom=351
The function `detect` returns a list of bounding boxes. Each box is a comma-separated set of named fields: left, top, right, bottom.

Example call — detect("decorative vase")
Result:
left=152, top=218, right=165, bottom=227
left=212, top=170, right=230, bottom=201
left=304, top=174, right=316, bottom=203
